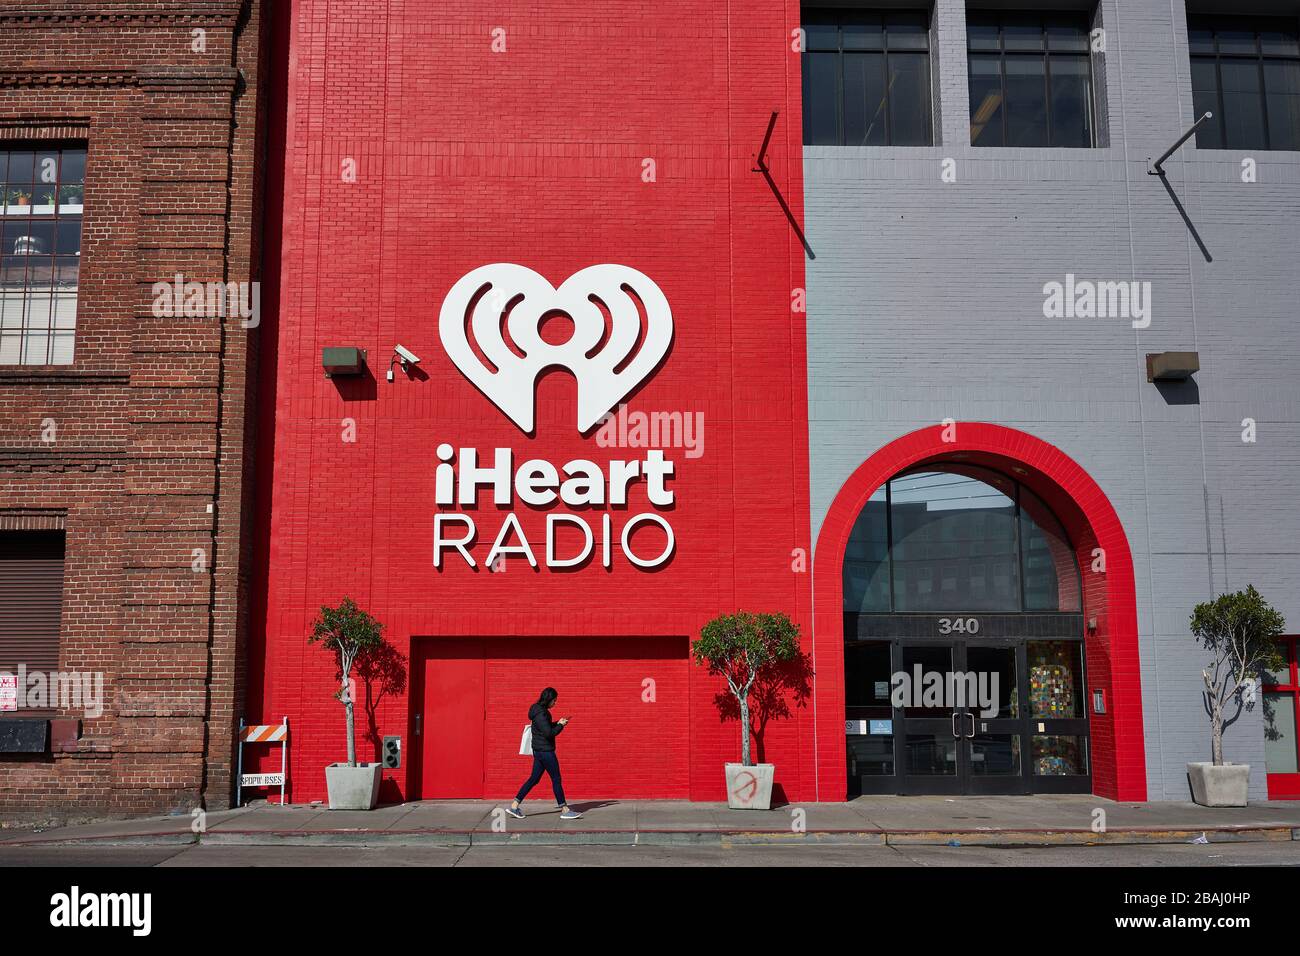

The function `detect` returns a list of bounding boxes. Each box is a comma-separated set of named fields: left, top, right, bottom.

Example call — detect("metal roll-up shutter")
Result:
left=0, top=531, right=65, bottom=677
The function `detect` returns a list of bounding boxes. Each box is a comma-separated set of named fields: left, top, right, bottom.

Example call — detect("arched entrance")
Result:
left=812, top=424, right=1147, bottom=801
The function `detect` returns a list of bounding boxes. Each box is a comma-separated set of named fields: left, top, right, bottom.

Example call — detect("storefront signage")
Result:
left=434, top=264, right=678, bottom=571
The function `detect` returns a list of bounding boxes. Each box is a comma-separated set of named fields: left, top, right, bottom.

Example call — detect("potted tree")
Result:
left=309, top=597, right=387, bottom=810
left=692, top=610, right=804, bottom=810
left=1187, top=585, right=1286, bottom=807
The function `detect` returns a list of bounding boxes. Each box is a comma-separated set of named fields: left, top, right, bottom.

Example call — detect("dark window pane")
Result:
left=888, top=52, right=931, bottom=145
left=804, top=20, right=839, bottom=51
left=1020, top=486, right=1080, bottom=612
left=1220, top=58, right=1268, bottom=148
left=803, top=50, right=840, bottom=145
left=34, top=151, right=59, bottom=188
left=60, top=151, right=86, bottom=185
left=843, top=52, right=888, bottom=146
left=1260, top=26, right=1300, bottom=56
left=1046, top=16, right=1089, bottom=53
left=1005, top=55, right=1049, bottom=147
left=842, top=16, right=884, bottom=51
left=1003, top=16, right=1044, bottom=52
left=1264, top=59, right=1300, bottom=150
left=967, top=17, right=1000, bottom=52
left=1217, top=26, right=1258, bottom=56
left=885, top=11, right=928, bottom=51
left=969, top=53, right=1004, bottom=146
left=843, top=488, right=889, bottom=613
left=5, top=151, right=34, bottom=189
left=1188, top=25, right=1216, bottom=55
left=889, top=470, right=1020, bottom=613
left=1191, top=57, right=1224, bottom=147
left=55, top=220, right=81, bottom=256
left=1049, top=55, right=1093, bottom=147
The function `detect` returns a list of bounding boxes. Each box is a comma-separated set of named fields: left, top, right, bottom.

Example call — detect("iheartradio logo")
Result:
left=438, top=263, right=673, bottom=432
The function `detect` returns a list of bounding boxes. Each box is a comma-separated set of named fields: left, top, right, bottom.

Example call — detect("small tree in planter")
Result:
left=692, top=611, right=805, bottom=809
left=1187, top=585, right=1286, bottom=806
left=309, top=597, right=386, bottom=809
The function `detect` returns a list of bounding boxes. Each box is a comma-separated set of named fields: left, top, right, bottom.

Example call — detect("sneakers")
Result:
left=559, top=808, right=583, bottom=820
left=505, top=805, right=525, bottom=819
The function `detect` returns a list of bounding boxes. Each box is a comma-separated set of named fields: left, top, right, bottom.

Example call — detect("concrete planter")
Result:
left=325, top=762, right=382, bottom=810
left=1186, top=762, right=1250, bottom=807
left=725, top=762, right=775, bottom=810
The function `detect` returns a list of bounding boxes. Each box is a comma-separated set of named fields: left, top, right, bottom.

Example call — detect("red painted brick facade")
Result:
left=0, top=0, right=268, bottom=819
left=251, top=0, right=815, bottom=803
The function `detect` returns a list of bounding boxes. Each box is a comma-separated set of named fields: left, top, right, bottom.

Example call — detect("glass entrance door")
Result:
left=848, top=636, right=1092, bottom=796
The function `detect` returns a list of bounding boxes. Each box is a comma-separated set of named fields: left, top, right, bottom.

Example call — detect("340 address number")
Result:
left=937, top=617, right=980, bottom=635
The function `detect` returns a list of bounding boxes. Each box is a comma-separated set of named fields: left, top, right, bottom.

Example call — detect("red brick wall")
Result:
left=0, top=0, right=267, bottom=819
left=252, top=0, right=814, bottom=803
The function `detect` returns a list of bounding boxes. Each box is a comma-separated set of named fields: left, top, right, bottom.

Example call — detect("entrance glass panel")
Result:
left=847, top=634, right=1091, bottom=796
left=1031, top=735, right=1088, bottom=776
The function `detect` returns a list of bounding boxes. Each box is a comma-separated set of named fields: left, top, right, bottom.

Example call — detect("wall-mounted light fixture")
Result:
left=322, top=347, right=367, bottom=377
left=1146, top=351, right=1200, bottom=383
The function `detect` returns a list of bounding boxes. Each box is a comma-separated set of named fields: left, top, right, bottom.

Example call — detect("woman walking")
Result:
left=507, top=687, right=582, bottom=820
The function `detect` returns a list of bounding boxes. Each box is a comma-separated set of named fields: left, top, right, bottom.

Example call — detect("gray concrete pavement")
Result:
left=0, top=840, right=1296, bottom=867
left=4, top=794, right=1300, bottom=850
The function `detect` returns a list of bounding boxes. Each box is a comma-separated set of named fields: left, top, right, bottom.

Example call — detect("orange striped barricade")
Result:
left=237, top=717, right=289, bottom=807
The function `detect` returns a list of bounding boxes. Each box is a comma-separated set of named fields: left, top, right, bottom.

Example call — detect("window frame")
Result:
left=1263, top=636, right=1300, bottom=781
left=0, top=143, right=86, bottom=367
left=801, top=7, right=934, bottom=147
left=1188, top=15, right=1300, bottom=151
left=967, top=10, right=1098, bottom=148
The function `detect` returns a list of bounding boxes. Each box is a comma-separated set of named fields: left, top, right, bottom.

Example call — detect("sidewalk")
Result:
left=3, top=795, right=1300, bottom=849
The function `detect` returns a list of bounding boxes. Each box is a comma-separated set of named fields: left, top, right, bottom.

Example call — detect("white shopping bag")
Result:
left=519, top=724, right=533, bottom=756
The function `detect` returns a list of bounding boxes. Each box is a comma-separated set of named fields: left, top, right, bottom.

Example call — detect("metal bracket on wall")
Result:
left=1148, top=112, right=1213, bottom=175
left=751, top=110, right=815, bottom=259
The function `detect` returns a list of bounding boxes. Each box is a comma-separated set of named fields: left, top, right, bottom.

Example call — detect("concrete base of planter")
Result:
left=1186, top=762, right=1250, bottom=807
left=325, top=762, right=382, bottom=810
left=725, top=762, right=775, bottom=810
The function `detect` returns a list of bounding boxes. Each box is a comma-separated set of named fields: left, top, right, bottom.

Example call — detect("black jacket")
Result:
left=528, top=702, right=564, bottom=752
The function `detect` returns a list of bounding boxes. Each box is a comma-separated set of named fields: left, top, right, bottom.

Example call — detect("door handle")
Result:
left=951, top=712, right=961, bottom=738
left=965, top=712, right=976, bottom=738
left=414, top=714, right=422, bottom=736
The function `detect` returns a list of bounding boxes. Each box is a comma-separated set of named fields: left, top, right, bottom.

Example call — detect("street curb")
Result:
left=193, top=824, right=1296, bottom=849
left=2, top=825, right=1296, bottom=850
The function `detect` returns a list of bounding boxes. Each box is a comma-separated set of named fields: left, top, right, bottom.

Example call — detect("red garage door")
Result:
left=416, top=637, right=689, bottom=799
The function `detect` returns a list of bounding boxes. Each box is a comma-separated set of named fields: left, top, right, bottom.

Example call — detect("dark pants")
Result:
left=515, top=750, right=566, bottom=806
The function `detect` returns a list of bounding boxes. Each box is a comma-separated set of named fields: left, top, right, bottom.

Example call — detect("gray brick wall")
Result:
left=804, top=0, right=1300, bottom=800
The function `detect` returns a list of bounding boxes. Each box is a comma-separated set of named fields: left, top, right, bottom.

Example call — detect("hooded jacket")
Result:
left=528, top=702, right=564, bottom=752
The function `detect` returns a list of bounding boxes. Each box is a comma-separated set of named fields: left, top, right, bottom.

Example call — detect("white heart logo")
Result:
left=438, top=263, right=673, bottom=432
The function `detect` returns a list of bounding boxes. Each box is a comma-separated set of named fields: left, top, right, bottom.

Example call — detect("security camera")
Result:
left=388, top=344, right=421, bottom=382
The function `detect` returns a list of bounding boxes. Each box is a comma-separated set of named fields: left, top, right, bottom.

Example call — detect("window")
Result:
left=1189, top=16, right=1300, bottom=150
left=968, top=11, right=1096, bottom=147
left=843, top=465, right=1082, bottom=614
left=1264, top=637, right=1299, bottom=778
left=0, top=147, right=85, bottom=366
left=802, top=9, right=933, bottom=146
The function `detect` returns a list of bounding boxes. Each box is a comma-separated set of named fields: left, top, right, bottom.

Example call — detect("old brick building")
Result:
left=0, top=0, right=267, bottom=819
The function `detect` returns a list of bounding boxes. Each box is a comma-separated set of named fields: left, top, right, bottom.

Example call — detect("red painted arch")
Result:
left=812, top=423, right=1147, bottom=801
